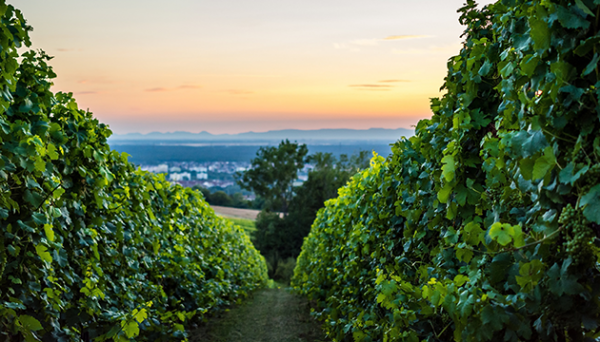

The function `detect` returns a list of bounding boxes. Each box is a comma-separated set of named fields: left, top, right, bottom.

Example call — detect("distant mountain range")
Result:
left=109, top=128, right=414, bottom=144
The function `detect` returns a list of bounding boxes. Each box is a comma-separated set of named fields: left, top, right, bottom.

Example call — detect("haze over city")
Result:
left=12, top=0, right=494, bottom=134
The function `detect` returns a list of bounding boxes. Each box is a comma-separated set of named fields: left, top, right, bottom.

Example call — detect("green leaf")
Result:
left=510, top=130, right=548, bottom=158
left=35, top=245, right=53, bottom=263
left=520, top=55, right=539, bottom=77
left=456, top=248, right=473, bottom=263
left=478, top=60, right=492, bottom=76
left=500, top=61, right=515, bottom=77
left=489, top=222, right=513, bottom=246
left=47, top=143, right=59, bottom=160
left=34, top=159, right=45, bottom=172
left=43, top=224, right=55, bottom=242
left=532, top=147, right=555, bottom=180
left=516, top=260, right=544, bottom=291
left=133, top=308, right=148, bottom=324
left=583, top=53, right=599, bottom=76
left=574, top=36, right=600, bottom=56
left=512, top=225, right=525, bottom=248
left=122, top=320, right=140, bottom=339
left=532, top=156, right=552, bottom=180
left=580, top=184, right=600, bottom=223
left=24, top=190, right=44, bottom=208
left=551, top=61, right=574, bottom=83
left=441, top=155, right=456, bottom=182
left=18, top=315, right=43, bottom=331
left=559, top=163, right=588, bottom=185
left=529, top=18, right=550, bottom=51
left=454, top=274, right=469, bottom=286
left=556, top=4, right=591, bottom=29
left=575, top=0, right=595, bottom=16
left=519, top=158, right=535, bottom=180
left=438, top=183, right=453, bottom=204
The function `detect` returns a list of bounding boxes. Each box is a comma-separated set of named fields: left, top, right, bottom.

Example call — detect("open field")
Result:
left=211, top=205, right=261, bottom=220
left=226, top=217, right=256, bottom=233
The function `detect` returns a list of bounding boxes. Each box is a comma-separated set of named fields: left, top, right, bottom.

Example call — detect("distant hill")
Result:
left=111, top=144, right=396, bottom=164
left=109, top=128, right=414, bottom=144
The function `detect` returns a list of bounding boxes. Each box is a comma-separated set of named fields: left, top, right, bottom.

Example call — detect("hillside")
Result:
left=109, top=127, right=414, bottom=144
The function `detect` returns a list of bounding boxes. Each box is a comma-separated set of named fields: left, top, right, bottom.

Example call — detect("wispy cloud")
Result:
left=76, top=91, right=98, bottom=95
left=145, top=85, right=202, bottom=92
left=378, top=79, right=410, bottom=83
left=145, top=87, right=168, bottom=92
left=349, top=84, right=393, bottom=91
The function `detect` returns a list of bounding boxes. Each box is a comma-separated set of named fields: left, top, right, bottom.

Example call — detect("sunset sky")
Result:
left=11, top=0, right=495, bottom=134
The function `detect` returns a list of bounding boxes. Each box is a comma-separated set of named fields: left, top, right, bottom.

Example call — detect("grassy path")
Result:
left=190, top=288, right=324, bottom=342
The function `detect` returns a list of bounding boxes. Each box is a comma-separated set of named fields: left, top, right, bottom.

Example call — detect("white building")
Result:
left=197, top=173, right=208, bottom=180
left=169, top=172, right=191, bottom=181
left=142, top=164, right=169, bottom=173
left=190, top=166, right=208, bottom=172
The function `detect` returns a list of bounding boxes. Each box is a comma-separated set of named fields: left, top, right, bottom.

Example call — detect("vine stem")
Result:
left=542, top=129, right=576, bottom=144
left=35, top=182, right=63, bottom=211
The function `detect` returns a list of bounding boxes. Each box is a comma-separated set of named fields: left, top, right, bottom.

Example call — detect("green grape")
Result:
left=559, top=204, right=594, bottom=265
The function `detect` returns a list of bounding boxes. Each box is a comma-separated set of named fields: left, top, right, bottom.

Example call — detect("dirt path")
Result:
left=190, top=288, right=324, bottom=342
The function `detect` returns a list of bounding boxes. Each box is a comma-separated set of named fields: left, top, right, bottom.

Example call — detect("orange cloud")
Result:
left=145, top=87, right=168, bottom=92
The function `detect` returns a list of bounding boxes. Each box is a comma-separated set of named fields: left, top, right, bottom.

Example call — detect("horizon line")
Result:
left=112, top=126, right=416, bottom=136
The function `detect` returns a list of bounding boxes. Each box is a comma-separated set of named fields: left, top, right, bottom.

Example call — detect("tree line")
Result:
left=235, top=140, right=371, bottom=281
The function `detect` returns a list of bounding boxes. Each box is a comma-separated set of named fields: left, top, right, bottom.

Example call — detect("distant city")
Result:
left=140, top=161, right=311, bottom=198
left=112, top=127, right=414, bottom=196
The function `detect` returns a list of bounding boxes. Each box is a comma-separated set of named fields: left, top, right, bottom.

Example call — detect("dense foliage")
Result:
left=283, top=152, right=371, bottom=260
left=0, top=3, right=268, bottom=341
left=293, top=0, right=600, bottom=340
left=237, top=139, right=308, bottom=214
left=241, top=149, right=369, bottom=281
left=193, top=187, right=257, bottom=209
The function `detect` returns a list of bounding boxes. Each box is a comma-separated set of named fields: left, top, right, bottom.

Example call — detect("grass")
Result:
left=190, top=287, right=324, bottom=342
left=226, top=217, right=256, bottom=234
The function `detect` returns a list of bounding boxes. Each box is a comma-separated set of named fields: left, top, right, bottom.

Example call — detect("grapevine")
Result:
left=293, top=0, right=600, bottom=341
left=0, top=2, right=268, bottom=341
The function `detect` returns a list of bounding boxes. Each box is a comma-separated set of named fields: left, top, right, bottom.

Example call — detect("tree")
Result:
left=237, top=139, right=308, bottom=214
left=284, top=151, right=371, bottom=257
left=240, top=146, right=371, bottom=281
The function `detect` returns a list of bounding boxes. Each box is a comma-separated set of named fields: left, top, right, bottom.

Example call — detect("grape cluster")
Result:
left=573, top=146, right=591, bottom=165
left=580, top=163, right=600, bottom=194
left=559, top=204, right=594, bottom=265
